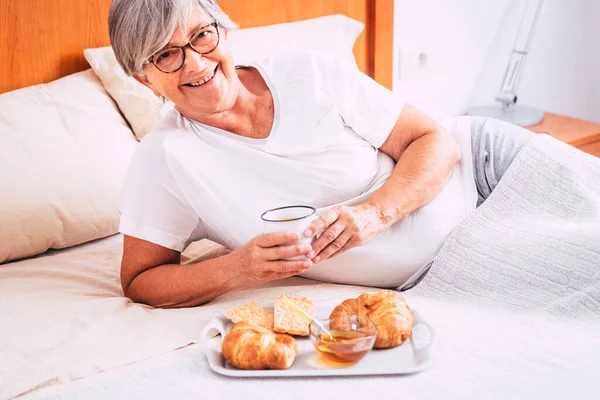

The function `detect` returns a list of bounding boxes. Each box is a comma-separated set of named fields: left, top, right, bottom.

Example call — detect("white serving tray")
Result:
left=200, top=305, right=436, bottom=377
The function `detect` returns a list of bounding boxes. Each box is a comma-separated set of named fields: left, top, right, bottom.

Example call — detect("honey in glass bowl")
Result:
left=309, top=316, right=377, bottom=366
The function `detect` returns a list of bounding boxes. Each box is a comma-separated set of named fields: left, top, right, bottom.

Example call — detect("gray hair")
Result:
left=109, top=0, right=237, bottom=76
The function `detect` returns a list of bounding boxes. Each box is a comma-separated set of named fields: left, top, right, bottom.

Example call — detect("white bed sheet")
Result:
left=0, top=235, right=378, bottom=399
left=2, top=235, right=600, bottom=400
left=17, top=298, right=600, bottom=400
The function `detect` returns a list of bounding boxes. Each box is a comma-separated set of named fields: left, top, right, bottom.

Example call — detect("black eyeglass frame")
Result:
left=143, top=21, right=220, bottom=74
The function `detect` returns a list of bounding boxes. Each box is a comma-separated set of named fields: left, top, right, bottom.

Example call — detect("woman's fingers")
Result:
left=264, top=243, right=313, bottom=261
left=240, top=233, right=314, bottom=286
left=313, top=228, right=353, bottom=262
left=272, top=260, right=312, bottom=279
left=254, top=232, right=300, bottom=248
left=303, top=207, right=341, bottom=238
left=310, top=220, right=346, bottom=257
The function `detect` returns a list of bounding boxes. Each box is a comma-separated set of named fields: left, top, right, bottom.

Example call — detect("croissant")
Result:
left=329, top=290, right=414, bottom=349
left=221, top=322, right=298, bottom=369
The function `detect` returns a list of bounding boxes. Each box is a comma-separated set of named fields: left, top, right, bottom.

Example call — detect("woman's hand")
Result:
left=229, top=232, right=313, bottom=287
left=304, top=204, right=391, bottom=263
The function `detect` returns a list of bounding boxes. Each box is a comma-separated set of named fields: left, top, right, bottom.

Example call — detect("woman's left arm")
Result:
left=306, top=103, right=461, bottom=263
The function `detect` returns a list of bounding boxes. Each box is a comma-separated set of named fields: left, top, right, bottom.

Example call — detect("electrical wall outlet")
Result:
left=398, top=49, right=428, bottom=80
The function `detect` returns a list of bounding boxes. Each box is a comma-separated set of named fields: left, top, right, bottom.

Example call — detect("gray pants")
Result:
left=398, top=117, right=535, bottom=291
left=470, top=117, right=535, bottom=206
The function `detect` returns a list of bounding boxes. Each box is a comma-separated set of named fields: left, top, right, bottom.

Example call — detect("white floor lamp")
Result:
left=468, top=0, right=546, bottom=126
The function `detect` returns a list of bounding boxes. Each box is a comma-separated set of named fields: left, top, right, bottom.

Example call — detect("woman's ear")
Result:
left=133, top=74, right=162, bottom=97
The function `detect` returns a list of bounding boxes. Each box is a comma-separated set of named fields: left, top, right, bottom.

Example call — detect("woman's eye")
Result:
left=156, top=51, right=170, bottom=62
left=156, top=49, right=177, bottom=62
left=193, top=30, right=213, bottom=44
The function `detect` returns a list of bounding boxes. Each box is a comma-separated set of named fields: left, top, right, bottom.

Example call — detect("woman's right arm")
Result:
left=121, top=232, right=313, bottom=308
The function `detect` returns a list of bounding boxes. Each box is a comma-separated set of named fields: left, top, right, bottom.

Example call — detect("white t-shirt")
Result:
left=119, top=53, right=477, bottom=288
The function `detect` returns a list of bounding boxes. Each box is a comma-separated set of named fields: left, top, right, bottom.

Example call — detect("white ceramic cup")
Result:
left=261, top=205, right=316, bottom=260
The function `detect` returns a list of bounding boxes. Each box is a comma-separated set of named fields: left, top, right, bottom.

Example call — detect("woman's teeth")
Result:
left=187, top=70, right=215, bottom=87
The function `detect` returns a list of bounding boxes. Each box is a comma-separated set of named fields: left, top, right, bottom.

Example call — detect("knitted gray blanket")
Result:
left=413, top=134, right=600, bottom=318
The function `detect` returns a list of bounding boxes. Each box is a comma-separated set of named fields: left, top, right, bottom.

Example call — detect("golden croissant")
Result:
left=221, top=322, right=298, bottom=369
left=329, top=290, right=414, bottom=349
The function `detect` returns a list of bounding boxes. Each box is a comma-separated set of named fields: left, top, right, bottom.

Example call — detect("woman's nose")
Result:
left=184, top=47, right=208, bottom=71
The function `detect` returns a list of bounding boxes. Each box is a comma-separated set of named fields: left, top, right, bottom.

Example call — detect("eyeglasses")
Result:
left=144, top=21, right=220, bottom=74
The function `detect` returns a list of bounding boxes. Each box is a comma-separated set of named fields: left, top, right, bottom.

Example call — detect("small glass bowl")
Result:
left=309, top=315, right=377, bottom=366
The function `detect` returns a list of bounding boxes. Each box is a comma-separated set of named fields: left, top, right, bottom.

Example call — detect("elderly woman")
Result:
left=110, top=0, right=533, bottom=308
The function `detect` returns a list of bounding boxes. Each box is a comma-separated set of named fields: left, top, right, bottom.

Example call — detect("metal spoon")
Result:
left=281, top=295, right=333, bottom=340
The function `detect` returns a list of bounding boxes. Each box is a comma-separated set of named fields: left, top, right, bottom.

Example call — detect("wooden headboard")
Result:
left=0, top=0, right=393, bottom=94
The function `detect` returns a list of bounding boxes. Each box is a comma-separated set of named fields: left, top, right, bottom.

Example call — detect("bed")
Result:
left=1, top=1, right=600, bottom=399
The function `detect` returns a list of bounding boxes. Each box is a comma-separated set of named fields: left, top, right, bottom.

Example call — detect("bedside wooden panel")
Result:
left=526, top=112, right=600, bottom=157
left=577, top=141, right=600, bottom=158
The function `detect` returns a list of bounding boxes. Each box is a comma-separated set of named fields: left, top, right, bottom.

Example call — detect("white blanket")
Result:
left=413, top=135, right=600, bottom=317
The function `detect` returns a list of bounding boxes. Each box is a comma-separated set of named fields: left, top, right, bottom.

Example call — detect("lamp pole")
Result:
left=468, top=0, right=546, bottom=126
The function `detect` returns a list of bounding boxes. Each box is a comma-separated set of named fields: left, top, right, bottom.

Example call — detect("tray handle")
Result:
left=409, top=310, right=437, bottom=365
left=199, top=312, right=231, bottom=352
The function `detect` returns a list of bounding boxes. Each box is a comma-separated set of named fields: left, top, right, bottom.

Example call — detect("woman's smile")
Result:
left=182, top=63, right=220, bottom=89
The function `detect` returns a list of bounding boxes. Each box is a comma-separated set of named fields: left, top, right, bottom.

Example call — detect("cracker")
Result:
left=273, top=296, right=314, bottom=336
left=224, top=302, right=274, bottom=331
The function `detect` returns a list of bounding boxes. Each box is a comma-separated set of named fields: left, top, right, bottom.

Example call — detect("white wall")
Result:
left=587, top=0, right=600, bottom=122
left=393, top=0, right=600, bottom=123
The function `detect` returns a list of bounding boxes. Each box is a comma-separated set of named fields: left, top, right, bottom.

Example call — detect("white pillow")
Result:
left=84, top=14, right=364, bottom=140
left=228, top=14, right=363, bottom=67
left=83, top=46, right=172, bottom=142
left=0, top=69, right=138, bottom=264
